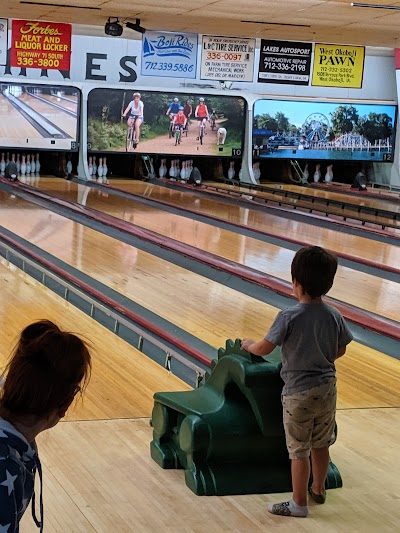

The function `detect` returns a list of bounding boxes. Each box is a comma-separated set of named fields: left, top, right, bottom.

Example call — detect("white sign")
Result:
left=200, top=35, right=255, bottom=82
left=141, top=30, right=197, bottom=79
left=0, top=19, right=8, bottom=66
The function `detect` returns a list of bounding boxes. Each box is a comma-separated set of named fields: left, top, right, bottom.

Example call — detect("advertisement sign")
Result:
left=141, top=30, right=197, bottom=79
left=253, top=98, right=396, bottom=162
left=311, top=44, right=365, bottom=88
left=200, top=35, right=255, bottom=82
left=10, top=19, right=72, bottom=71
left=0, top=83, right=80, bottom=150
left=0, top=19, right=8, bottom=66
left=257, top=39, right=312, bottom=85
left=395, top=48, right=400, bottom=69
left=87, top=89, right=246, bottom=157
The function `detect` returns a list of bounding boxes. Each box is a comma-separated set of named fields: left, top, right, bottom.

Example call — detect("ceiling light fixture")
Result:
left=105, top=17, right=123, bottom=37
left=351, top=2, right=400, bottom=10
left=126, top=18, right=146, bottom=35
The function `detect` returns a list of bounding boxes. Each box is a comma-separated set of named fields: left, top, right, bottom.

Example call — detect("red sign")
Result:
left=11, top=19, right=72, bottom=70
left=395, top=48, right=400, bottom=70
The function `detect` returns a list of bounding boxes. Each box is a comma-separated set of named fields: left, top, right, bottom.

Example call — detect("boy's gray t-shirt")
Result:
left=265, top=301, right=353, bottom=395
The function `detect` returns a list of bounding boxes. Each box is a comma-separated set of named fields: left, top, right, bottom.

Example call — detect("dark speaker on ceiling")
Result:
left=105, top=20, right=123, bottom=37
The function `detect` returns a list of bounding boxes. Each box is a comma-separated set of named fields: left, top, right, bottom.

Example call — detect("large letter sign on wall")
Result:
left=141, top=31, right=197, bottom=79
left=10, top=19, right=72, bottom=71
left=201, top=35, right=255, bottom=82
left=0, top=19, right=8, bottom=66
left=312, top=44, right=365, bottom=88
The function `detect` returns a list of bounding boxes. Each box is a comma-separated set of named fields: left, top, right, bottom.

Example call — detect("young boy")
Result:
left=242, top=246, right=353, bottom=518
left=173, top=107, right=187, bottom=135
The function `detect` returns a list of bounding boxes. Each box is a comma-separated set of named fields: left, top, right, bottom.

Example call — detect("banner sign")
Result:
left=395, top=48, right=400, bottom=69
left=141, top=30, right=197, bottom=78
left=257, top=39, right=312, bottom=85
left=0, top=19, right=8, bottom=66
left=200, top=35, right=255, bottom=82
left=10, top=20, right=72, bottom=70
left=311, top=43, right=365, bottom=88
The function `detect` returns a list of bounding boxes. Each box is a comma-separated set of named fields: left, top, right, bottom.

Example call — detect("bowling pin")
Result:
left=169, top=160, right=175, bottom=179
left=313, top=164, right=321, bottom=183
left=180, top=161, right=186, bottom=181
left=26, top=154, right=31, bottom=175
left=303, top=163, right=309, bottom=182
left=35, top=153, right=41, bottom=174
left=30, top=154, right=36, bottom=174
left=97, top=158, right=103, bottom=181
left=324, top=164, right=333, bottom=183
left=21, top=155, right=26, bottom=176
left=103, top=157, right=108, bottom=181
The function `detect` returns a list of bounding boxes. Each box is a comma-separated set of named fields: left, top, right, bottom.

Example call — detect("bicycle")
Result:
left=126, top=116, right=139, bottom=151
left=199, top=120, right=206, bottom=145
left=168, top=114, right=176, bottom=139
left=184, top=118, right=189, bottom=137
left=174, top=125, right=182, bottom=146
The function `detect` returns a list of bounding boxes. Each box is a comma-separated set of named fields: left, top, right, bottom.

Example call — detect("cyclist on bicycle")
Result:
left=183, top=100, right=192, bottom=120
left=195, top=97, right=209, bottom=140
left=166, top=97, right=181, bottom=117
left=209, top=109, right=217, bottom=130
left=122, top=92, right=144, bottom=144
left=173, top=107, right=187, bottom=139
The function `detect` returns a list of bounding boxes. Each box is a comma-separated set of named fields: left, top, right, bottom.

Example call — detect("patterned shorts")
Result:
left=282, top=380, right=337, bottom=460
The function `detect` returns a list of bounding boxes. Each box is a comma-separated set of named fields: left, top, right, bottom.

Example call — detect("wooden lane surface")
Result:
left=262, top=182, right=400, bottom=212
left=0, top=94, right=43, bottom=139
left=21, top=409, right=400, bottom=532
left=205, top=181, right=400, bottom=229
left=31, top=179, right=400, bottom=323
left=0, top=190, right=399, bottom=410
left=0, top=259, right=189, bottom=421
left=296, top=181, right=400, bottom=201
left=72, top=178, right=400, bottom=268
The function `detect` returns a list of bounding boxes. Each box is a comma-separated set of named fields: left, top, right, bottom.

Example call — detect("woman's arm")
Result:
left=122, top=102, right=131, bottom=117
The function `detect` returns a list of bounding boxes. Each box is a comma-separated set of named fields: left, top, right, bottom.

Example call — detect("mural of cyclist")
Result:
left=173, top=107, right=187, bottom=137
left=165, top=97, right=181, bottom=117
left=122, top=92, right=144, bottom=144
left=195, top=97, right=209, bottom=140
left=183, top=100, right=193, bottom=121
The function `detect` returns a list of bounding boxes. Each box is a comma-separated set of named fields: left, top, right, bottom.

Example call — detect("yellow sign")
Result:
left=311, top=44, right=365, bottom=88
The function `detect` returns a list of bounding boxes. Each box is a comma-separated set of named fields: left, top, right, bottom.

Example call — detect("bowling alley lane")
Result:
left=29, top=178, right=400, bottom=324
left=0, top=189, right=399, bottom=410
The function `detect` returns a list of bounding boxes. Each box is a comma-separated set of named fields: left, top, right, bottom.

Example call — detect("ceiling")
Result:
left=2, top=0, right=400, bottom=48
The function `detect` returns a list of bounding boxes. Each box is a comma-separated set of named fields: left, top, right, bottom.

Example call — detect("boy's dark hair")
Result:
left=291, top=246, right=338, bottom=298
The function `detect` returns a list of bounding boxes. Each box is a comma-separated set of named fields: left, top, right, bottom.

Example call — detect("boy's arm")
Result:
left=336, top=345, right=347, bottom=359
left=241, top=338, right=276, bottom=356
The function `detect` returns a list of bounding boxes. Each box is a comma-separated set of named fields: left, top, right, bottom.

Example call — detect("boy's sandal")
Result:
left=308, top=487, right=326, bottom=504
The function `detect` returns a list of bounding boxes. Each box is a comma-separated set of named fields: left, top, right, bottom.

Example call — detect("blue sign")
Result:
left=141, top=31, right=198, bottom=79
